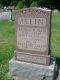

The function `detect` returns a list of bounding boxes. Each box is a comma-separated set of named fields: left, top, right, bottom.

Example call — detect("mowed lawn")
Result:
left=51, top=11, right=60, bottom=64
left=0, top=22, right=15, bottom=80
left=0, top=11, right=60, bottom=80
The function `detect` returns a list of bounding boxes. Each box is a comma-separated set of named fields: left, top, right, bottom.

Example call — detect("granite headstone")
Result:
left=15, top=8, right=52, bottom=65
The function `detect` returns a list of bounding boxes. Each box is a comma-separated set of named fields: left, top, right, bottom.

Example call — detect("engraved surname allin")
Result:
left=18, top=18, right=46, bottom=26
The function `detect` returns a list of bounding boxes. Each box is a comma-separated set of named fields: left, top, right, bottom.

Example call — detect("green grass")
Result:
left=0, top=21, right=15, bottom=80
left=51, top=11, right=60, bottom=58
left=0, top=11, right=60, bottom=79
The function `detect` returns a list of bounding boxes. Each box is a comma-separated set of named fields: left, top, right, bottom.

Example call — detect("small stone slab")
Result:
left=9, top=57, right=56, bottom=80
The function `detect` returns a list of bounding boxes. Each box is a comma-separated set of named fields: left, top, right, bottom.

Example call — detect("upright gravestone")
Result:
left=15, top=8, right=51, bottom=65
left=9, top=8, right=56, bottom=80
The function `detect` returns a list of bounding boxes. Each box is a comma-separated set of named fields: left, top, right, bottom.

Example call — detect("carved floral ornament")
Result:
left=16, top=8, right=50, bottom=16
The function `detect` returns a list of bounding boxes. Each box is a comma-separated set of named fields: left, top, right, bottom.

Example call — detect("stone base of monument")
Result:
left=9, top=57, right=56, bottom=80
left=15, top=51, right=50, bottom=65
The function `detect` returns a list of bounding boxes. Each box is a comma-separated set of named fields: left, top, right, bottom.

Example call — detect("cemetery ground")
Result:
left=0, top=11, right=60, bottom=80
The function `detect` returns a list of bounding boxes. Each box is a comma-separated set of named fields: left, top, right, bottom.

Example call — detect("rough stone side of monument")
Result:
left=9, top=57, right=56, bottom=80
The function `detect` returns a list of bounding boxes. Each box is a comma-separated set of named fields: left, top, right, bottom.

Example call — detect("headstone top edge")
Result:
left=15, top=8, right=51, bottom=13
left=35, top=7, right=51, bottom=12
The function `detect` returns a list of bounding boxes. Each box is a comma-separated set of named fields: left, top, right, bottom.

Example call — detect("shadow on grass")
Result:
left=54, top=57, right=60, bottom=80
left=56, top=57, right=60, bottom=65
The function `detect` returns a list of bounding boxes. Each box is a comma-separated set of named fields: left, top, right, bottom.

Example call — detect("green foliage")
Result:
left=11, top=0, right=20, bottom=6
left=0, top=21, right=15, bottom=79
left=22, top=0, right=32, bottom=7
left=0, top=0, right=60, bottom=9
left=0, top=4, right=3, bottom=9
left=0, top=65, right=14, bottom=80
left=16, top=1, right=24, bottom=9
left=30, top=1, right=38, bottom=7
left=0, top=0, right=11, bottom=7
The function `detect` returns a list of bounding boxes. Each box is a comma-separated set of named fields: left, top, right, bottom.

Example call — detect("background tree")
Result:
left=16, top=1, right=25, bottom=9
left=0, top=0, right=60, bottom=10
left=22, top=0, right=32, bottom=7
left=30, top=1, right=38, bottom=7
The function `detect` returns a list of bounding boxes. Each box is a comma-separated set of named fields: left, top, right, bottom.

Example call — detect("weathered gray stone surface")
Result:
left=9, top=57, right=56, bottom=80
left=13, top=76, right=53, bottom=80
left=0, top=11, right=11, bottom=21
